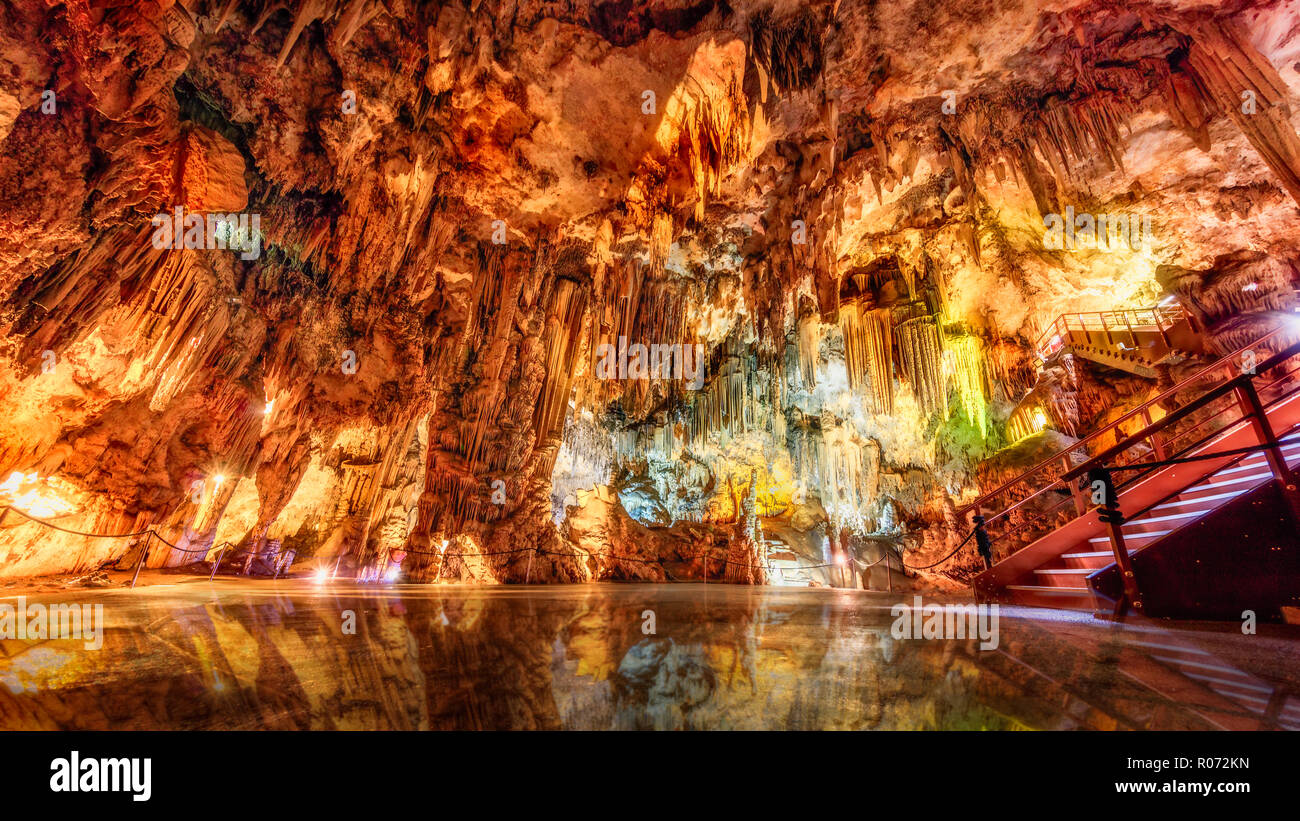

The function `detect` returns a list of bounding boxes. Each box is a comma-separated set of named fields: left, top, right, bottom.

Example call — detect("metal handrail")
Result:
left=1035, top=304, right=1187, bottom=359
left=962, top=324, right=1293, bottom=522
left=968, top=335, right=1300, bottom=606
left=1062, top=340, right=1300, bottom=484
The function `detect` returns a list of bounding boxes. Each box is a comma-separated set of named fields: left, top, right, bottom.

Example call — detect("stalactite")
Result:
left=812, top=419, right=875, bottom=537
left=1032, top=93, right=1132, bottom=185
left=648, top=214, right=673, bottom=277
left=796, top=314, right=820, bottom=389
left=679, top=76, right=751, bottom=222
left=533, top=277, right=588, bottom=446
left=838, top=303, right=893, bottom=414
left=896, top=315, right=945, bottom=418
left=942, top=335, right=989, bottom=438
left=983, top=338, right=1035, bottom=403
left=748, top=6, right=825, bottom=93
left=550, top=411, right=614, bottom=523
left=587, top=256, right=702, bottom=420
left=1178, top=20, right=1300, bottom=205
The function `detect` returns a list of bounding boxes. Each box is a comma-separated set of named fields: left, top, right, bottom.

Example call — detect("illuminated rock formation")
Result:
left=0, top=0, right=1298, bottom=586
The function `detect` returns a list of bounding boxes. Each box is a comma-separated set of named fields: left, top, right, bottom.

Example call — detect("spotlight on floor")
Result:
left=313, top=567, right=330, bottom=584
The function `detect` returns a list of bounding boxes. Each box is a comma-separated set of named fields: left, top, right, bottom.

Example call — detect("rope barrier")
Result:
left=899, top=528, right=979, bottom=570
left=1, top=504, right=154, bottom=538
left=2, top=505, right=239, bottom=583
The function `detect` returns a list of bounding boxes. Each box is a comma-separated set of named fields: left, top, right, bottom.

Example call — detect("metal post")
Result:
left=972, top=512, right=993, bottom=570
left=525, top=546, right=535, bottom=584
left=210, top=543, right=227, bottom=581
left=130, top=532, right=152, bottom=590
left=1064, top=454, right=1087, bottom=515
left=1235, top=380, right=1290, bottom=483
left=1089, top=466, right=1141, bottom=614
left=1141, top=407, right=1166, bottom=461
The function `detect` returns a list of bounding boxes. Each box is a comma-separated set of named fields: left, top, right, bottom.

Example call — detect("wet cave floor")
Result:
left=2, top=579, right=1299, bottom=730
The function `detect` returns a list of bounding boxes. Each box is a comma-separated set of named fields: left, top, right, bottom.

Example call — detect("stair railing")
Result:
left=1053, top=342, right=1300, bottom=613
left=961, top=325, right=1300, bottom=561
left=1035, top=304, right=1188, bottom=361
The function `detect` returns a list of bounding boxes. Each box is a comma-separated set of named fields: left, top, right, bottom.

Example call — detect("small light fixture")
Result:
left=213, top=474, right=225, bottom=486
left=1242, top=282, right=1259, bottom=292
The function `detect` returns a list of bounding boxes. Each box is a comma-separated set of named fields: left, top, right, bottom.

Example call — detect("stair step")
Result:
left=1130, top=640, right=1211, bottom=655
left=1207, top=461, right=1272, bottom=479
left=1004, top=586, right=1097, bottom=611
left=1223, top=692, right=1272, bottom=707
left=981, top=398, right=1300, bottom=613
left=1208, top=692, right=1300, bottom=720
left=1060, top=550, right=1116, bottom=560
left=1208, top=691, right=1270, bottom=715
left=1179, top=471, right=1274, bottom=494
left=1098, top=456, right=1291, bottom=539
left=1130, top=507, right=1217, bottom=526
left=1183, top=673, right=1273, bottom=694
left=1030, top=567, right=1099, bottom=587
left=1158, top=657, right=1264, bottom=680
left=1152, top=488, right=1249, bottom=510
left=1090, top=530, right=1170, bottom=544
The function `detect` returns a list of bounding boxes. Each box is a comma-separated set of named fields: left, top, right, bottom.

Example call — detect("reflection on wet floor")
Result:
left=1, top=580, right=1299, bottom=730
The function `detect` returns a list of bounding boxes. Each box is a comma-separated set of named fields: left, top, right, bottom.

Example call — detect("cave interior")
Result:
left=0, top=0, right=1298, bottom=614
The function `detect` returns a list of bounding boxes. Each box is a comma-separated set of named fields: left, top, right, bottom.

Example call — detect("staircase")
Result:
left=970, top=325, right=1300, bottom=617
left=1036, top=303, right=1200, bottom=377
left=1005, top=432, right=1300, bottom=609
